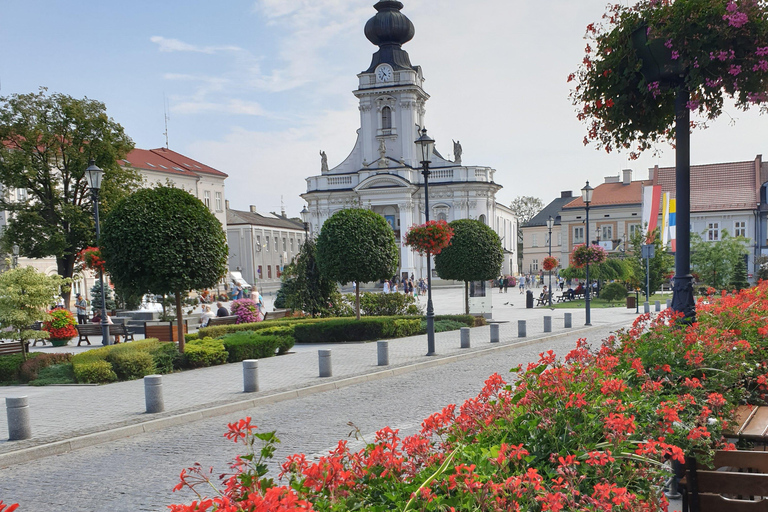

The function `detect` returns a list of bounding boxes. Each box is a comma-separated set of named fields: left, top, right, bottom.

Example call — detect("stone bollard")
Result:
left=319, top=349, right=332, bottom=377
left=6, top=396, right=31, bottom=441
left=666, top=299, right=672, bottom=309
left=564, top=312, right=572, bottom=329
left=644, top=301, right=650, bottom=314
left=490, top=323, right=499, bottom=343
left=518, top=320, right=527, bottom=338
left=144, top=375, right=164, bottom=414
left=655, top=300, right=661, bottom=312
left=543, top=316, right=552, bottom=333
left=460, top=327, right=470, bottom=349
left=377, top=341, right=389, bottom=366
left=243, top=359, right=259, bottom=393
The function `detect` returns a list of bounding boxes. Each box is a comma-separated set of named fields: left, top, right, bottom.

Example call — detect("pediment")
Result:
left=355, top=174, right=413, bottom=191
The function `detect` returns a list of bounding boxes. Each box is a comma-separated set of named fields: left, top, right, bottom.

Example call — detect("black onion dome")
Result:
left=363, top=1, right=416, bottom=73
left=364, top=1, right=415, bottom=47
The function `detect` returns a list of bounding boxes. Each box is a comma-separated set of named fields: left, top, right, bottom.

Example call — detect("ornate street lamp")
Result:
left=414, top=128, right=436, bottom=356
left=581, top=181, right=594, bottom=326
left=85, top=159, right=111, bottom=345
left=300, top=206, right=310, bottom=237
left=546, top=216, right=554, bottom=306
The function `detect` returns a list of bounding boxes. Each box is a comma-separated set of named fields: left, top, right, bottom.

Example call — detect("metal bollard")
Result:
left=377, top=341, right=389, bottom=366
left=460, top=327, right=470, bottom=349
left=243, top=359, right=259, bottom=392
left=644, top=301, right=650, bottom=313
left=543, top=316, right=552, bottom=333
left=490, top=323, right=499, bottom=343
left=564, top=312, right=572, bottom=329
left=6, top=396, right=31, bottom=440
left=144, top=375, right=164, bottom=414
left=666, top=299, right=672, bottom=309
left=655, top=300, right=661, bottom=312
left=518, top=320, right=526, bottom=338
left=319, top=349, right=332, bottom=377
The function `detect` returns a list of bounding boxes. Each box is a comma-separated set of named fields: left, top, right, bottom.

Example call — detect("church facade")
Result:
left=302, top=0, right=517, bottom=280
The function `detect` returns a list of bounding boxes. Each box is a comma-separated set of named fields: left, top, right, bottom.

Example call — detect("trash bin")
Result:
left=526, top=290, right=534, bottom=308
left=626, top=296, right=636, bottom=309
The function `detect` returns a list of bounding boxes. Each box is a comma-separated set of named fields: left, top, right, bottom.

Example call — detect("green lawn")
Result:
left=542, top=293, right=670, bottom=310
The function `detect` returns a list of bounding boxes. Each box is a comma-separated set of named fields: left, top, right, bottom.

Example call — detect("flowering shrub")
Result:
left=403, top=220, right=454, bottom=256
left=230, top=299, right=260, bottom=324
left=570, top=0, right=768, bottom=158
left=570, top=243, right=607, bottom=268
left=542, top=256, right=559, bottom=271
left=170, top=282, right=768, bottom=511
left=76, top=246, right=105, bottom=273
left=43, top=308, right=78, bottom=341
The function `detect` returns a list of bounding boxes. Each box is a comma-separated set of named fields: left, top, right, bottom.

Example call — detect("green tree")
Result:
left=560, top=257, right=635, bottom=284
left=691, top=229, right=750, bottom=290
left=316, top=209, right=398, bottom=320
left=509, top=196, right=544, bottom=267
left=100, top=186, right=228, bottom=351
left=628, top=228, right=673, bottom=298
left=0, top=267, right=70, bottom=359
left=281, top=237, right=337, bottom=317
left=730, top=257, right=749, bottom=291
left=0, top=88, right=138, bottom=306
left=90, top=280, right=116, bottom=313
left=434, top=219, right=503, bottom=314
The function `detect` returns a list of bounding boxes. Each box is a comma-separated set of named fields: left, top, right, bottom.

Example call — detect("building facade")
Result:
left=226, top=206, right=306, bottom=290
left=301, top=0, right=517, bottom=280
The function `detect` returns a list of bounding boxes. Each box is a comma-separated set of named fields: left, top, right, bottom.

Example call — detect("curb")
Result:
left=0, top=319, right=630, bottom=468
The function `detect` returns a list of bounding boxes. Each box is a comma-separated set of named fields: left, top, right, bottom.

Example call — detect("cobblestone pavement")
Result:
left=0, top=287, right=679, bottom=510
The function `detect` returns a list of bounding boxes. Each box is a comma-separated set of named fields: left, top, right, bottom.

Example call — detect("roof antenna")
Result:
left=163, top=94, right=170, bottom=149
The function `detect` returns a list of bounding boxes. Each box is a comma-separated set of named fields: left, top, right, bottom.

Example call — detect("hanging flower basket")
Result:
left=570, top=244, right=607, bottom=269
left=570, top=0, right=768, bottom=158
left=77, top=246, right=106, bottom=273
left=43, top=309, right=78, bottom=346
left=404, top=220, right=454, bottom=255
left=542, top=256, right=559, bottom=272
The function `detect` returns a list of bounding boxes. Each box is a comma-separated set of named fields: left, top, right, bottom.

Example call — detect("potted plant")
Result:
left=76, top=246, right=106, bottom=273
left=570, top=0, right=768, bottom=158
left=570, top=243, right=608, bottom=268
left=403, top=219, right=454, bottom=255
left=542, top=256, right=559, bottom=272
left=43, top=308, right=78, bottom=347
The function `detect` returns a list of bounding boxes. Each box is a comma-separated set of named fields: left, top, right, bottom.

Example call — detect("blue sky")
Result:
left=2, top=0, right=766, bottom=217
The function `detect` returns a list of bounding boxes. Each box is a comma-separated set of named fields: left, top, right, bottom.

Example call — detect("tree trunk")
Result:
left=464, top=281, right=469, bottom=315
left=355, top=281, right=361, bottom=320
left=175, top=291, right=185, bottom=353
left=56, top=254, right=76, bottom=309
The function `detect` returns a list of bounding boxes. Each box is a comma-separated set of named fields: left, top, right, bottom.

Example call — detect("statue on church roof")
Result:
left=378, top=139, right=388, bottom=167
left=320, top=150, right=328, bottom=173
left=453, top=140, right=462, bottom=165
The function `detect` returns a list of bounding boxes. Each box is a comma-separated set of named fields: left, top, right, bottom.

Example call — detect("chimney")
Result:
left=622, top=168, right=632, bottom=185
left=250, top=205, right=257, bottom=213
left=560, top=191, right=573, bottom=198
left=604, top=175, right=619, bottom=183
left=225, top=200, right=230, bottom=210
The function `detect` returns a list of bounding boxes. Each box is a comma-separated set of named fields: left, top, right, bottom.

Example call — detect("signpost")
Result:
left=641, top=244, right=655, bottom=301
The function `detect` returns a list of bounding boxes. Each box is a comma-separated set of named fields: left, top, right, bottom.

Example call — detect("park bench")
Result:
left=682, top=449, right=768, bottom=511
left=555, top=293, right=571, bottom=303
left=0, top=341, right=27, bottom=356
left=206, top=315, right=239, bottom=327
left=75, top=323, right=135, bottom=346
left=264, top=309, right=291, bottom=321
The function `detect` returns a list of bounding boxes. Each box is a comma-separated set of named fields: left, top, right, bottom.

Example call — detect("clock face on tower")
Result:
left=375, top=64, right=393, bottom=83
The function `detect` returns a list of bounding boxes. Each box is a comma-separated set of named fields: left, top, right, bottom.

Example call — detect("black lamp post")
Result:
left=85, top=159, right=111, bottom=346
left=300, top=206, right=310, bottom=238
left=582, top=181, right=594, bottom=326
left=546, top=216, right=554, bottom=306
left=415, top=128, right=436, bottom=356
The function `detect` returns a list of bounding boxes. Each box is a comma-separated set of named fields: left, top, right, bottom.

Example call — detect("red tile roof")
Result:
left=119, top=148, right=228, bottom=178
left=563, top=180, right=650, bottom=209
left=652, top=158, right=760, bottom=212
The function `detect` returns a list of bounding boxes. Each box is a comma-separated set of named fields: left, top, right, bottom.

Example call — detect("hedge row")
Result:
left=72, top=339, right=180, bottom=384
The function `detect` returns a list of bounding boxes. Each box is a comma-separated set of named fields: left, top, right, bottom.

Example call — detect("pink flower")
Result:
left=729, top=64, right=742, bottom=76
left=671, top=50, right=680, bottom=60
left=757, top=47, right=768, bottom=57
left=753, top=60, right=768, bottom=72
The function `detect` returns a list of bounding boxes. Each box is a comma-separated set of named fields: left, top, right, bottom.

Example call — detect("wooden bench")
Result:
left=206, top=315, right=239, bottom=327
left=0, top=341, right=27, bottom=356
left=75, top=323, right=135, bottom=346
left=264, top=309, right=291, bottom=321
left=683, top=449, right=768, bottom=511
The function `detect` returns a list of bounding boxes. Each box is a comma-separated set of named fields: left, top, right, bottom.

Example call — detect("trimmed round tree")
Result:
left=100, top=186, right=227, bottom=351
left=316, top=208, right=398, bottom=320
left=434, top=219, right=503, bottom=314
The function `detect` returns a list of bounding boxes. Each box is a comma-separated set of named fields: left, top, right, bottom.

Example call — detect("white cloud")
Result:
left=171, top=99, right=266, bottom=116
left=150, top=36, right=242, bottom=54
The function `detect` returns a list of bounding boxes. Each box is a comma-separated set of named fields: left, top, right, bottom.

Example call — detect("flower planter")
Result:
left=48, top=338, right=71, bottom=347
left=144, top=320, right=188, bottom=342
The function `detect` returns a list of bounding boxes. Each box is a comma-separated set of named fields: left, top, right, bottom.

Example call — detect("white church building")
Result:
left=302, top=0, right=517, bottom=281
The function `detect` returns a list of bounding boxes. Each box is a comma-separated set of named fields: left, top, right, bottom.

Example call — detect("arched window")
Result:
left=478, top=214, right=486, bottom=225
left=381, top=106, right=392, bottom=130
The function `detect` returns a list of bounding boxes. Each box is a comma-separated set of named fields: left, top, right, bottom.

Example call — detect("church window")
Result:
left=437, top=212, right=447, bottom=221
left=381, top=106, right=392, bottom=130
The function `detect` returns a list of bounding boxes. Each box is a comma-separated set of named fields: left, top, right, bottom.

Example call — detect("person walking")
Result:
left=75, top=293, right=88, bottom=324
left=503, top=276, right=509, bottom=293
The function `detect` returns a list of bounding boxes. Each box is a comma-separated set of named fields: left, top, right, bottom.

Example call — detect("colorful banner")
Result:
left=660, top=193, right=677, bottom=251
left=641, top=185, right=662, bottom=242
